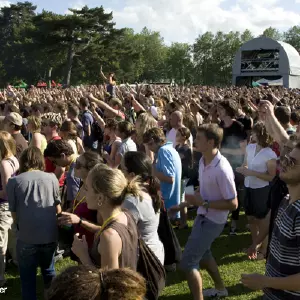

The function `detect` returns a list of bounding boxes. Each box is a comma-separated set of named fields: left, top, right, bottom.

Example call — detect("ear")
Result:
left=61, top=153, right=66, bottom=159
left=208, top=139, right=215, bottom=148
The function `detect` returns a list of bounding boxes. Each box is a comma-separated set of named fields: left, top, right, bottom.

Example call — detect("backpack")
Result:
left=91, top=121, right=103, bottom=143
left=83, top=110, right=103, bottom=144
left=137, top=238, right=166, bottom=300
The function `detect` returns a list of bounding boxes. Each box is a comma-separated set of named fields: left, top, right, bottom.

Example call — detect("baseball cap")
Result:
left=5, top=112, right=23, bottom=126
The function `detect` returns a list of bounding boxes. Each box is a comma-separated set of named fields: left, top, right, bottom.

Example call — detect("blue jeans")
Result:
left=16, top=240, right=56, bottom=300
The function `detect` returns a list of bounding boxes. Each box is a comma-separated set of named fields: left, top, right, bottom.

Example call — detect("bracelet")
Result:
left=203, top=200, right=209, bottom=212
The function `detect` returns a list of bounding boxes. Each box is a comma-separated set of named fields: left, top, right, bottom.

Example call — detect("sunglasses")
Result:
left=280, top=155, right=300, bottom=170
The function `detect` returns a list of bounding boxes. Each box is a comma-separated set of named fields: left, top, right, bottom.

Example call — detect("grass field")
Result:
left=3, top=212, right=265, bottom=300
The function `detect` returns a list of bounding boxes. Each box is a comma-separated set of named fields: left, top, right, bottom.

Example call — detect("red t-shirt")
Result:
left=45, top=136, right=65, bottom=187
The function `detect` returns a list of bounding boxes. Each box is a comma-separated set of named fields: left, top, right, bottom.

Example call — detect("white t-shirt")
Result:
left=118, top=137, right=137, bottom=157
left=166, top=127, right=193, bottom=148
left=244, top=143, right=277, bottom=189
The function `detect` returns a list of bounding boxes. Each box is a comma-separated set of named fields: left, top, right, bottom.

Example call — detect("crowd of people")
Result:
left=0, top=76, right=299, bottom=300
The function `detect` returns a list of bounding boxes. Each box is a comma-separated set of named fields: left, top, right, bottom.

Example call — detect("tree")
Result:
left=193, top=32, right=214, bottom=85
left=0, top=1, right=37, bottom=85
left=32, top=6, right=121, bottom=85
left=261, top=27, right=282, bottom=41
left=284, top=26, right=300, bottom=52
left=241, top=29, right=254, bottom=43
left=135, top=27, right=168, bottom=82
left=165, top=43, right=193, bottom=84
left=193, top=31, right=243, bottom=85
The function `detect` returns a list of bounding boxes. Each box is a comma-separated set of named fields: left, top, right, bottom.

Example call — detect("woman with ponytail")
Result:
left=121, top=151, right=165, bottom=264
left=71, top=164, right=139, bottom=270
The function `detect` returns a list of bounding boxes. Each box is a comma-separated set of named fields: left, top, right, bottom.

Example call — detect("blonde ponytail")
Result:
left=89, top=164, right=142, bottom=207
left=123, top=176, right=143, bottom=200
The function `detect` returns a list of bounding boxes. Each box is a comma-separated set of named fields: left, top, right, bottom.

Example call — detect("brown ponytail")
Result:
left=122, top=176, right=142, bottom=200
left=46, top=266, right=146, bottom=300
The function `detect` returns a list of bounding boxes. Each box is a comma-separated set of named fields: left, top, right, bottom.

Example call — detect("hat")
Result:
left=5, top=112, right=23, bottom=126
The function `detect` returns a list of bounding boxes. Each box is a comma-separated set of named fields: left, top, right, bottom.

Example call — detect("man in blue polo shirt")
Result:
left=143, top=127, right=182, bottom=218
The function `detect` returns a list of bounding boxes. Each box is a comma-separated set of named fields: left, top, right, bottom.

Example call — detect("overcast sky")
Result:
left=2, top=0, right=300, bottom=43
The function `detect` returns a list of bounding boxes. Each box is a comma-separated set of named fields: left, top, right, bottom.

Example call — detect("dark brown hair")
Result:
left=197, top=124, right=224, bottom=148
left=105, top=118, right=119, bottom=130
left=143, top=127, right=166, bottom=145
left=123, top=151, right=162, bottom=213
left=218, top=100, right=238, bottom=118
left=177, top=127, right=191, bottom=141
left=79, top=97, right=89, bottom=108
left=117, top=121, right=133, bottom=139
left=68, top=105, right=79, bottom=118
left=46, top=266, right=146, bottom=300
left=44, top=140, right=74, bottom=159
left=60, top=121, right=78, bottom=140
left=275, top=106, right=291, bottom=125
left=19, top=147, right=45, bottom=173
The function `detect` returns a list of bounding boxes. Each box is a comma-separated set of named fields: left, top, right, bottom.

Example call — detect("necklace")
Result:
left=96, top=211, right=122, bottom=239
left=72, top=196, right=86, bottom=213
left=72, top=187, right=86, bottom=213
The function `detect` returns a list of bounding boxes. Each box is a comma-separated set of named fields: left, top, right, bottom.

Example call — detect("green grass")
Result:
left=3, top=212, right=265, bottom=300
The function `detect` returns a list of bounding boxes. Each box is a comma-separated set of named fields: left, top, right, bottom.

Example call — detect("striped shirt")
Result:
left=264, top=197, right=300, bottom=300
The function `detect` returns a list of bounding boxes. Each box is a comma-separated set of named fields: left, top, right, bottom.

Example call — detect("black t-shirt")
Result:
left=220, top=120, right=247, bottom=169
left=266, top=176, right=288, bottom=258
left=237, top=115, right=252, bottom=132
left=175, top=144, right=192, bottom=179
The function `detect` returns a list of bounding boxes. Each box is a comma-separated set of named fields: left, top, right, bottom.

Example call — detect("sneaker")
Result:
left=54, top=253, right=63, bottom=263
left=203, top=288, right=228, bottom=298
left=229, top=227, right=237, bottom=236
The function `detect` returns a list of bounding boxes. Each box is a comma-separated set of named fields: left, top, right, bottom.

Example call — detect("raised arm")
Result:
left=90, top=103, right=106, bottom=129
left=89, top=94, right=122, bottom=118
left=100, top=66, right=108, bottom=81
left=261, top=100, right=289, bottom=145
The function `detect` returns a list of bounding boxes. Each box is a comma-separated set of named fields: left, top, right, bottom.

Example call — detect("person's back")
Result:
left=89, top=210, right=138, bottom=270
left=7, top=147, right=61, bottom=300
left=12, top=132, right=28, bottom=159
left=118, top=137, right=137, bottom=155
left=7, top=170, right=60, bottom=244
left=123, top=193, right=164, bottom=264
left=156, top=142, right=182, bottom=212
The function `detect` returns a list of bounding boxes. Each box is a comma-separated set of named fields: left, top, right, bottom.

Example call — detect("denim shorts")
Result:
left=180, top=215, right=225, bottom=272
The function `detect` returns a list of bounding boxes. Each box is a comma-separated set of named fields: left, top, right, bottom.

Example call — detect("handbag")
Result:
left=157, top=206, right=182, bottom=266
left=137, top=238, right=166, bottom=300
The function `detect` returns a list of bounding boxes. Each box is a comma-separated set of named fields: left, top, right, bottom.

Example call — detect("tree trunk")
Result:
left=65, top=41, right=75, bottom=86
left=48, top=67, right=52, bottom=88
